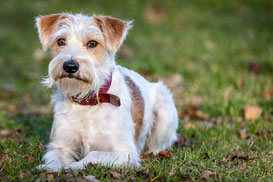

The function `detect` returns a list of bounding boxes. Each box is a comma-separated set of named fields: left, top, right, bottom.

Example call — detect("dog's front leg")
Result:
left=38, top=114, right=82, bottom=172
left=65, top=151, right=140, bottom=170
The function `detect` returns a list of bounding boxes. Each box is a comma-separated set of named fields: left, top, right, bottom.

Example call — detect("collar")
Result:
left=69, top=73, right=121, bottom=107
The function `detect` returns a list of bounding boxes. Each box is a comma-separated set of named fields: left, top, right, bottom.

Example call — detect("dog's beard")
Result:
left=58, top=77, right=93, bottom=98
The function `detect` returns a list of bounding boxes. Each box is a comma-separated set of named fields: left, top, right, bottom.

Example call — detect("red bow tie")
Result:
left=69, top=73, right=121, bottom=107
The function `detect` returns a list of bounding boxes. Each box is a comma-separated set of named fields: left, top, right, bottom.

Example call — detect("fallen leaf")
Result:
left=160, top=78, right=177, bottom=89
left=200, top=170, right=217, bottom=181
left=237, top=78, right=245, bottom=88
left=243, top=105, right=262, bottom=120
left=226, top=152, right=249, bottom=161
left=268, top=150, right=273, bottom=155
left=119, top=44, right=133, bottom=58
left=184, top=123, right=195, bottom=130
left=19, top=170, right=28, bottom=179
left=157, top=150, right=172, bottom=160
left=7, top=104, right=19, bottom=114
left=265, top=87, right=273, bottom=98
left=0, top=155, right=6, bottom=166
left=186, top=97, right=205, bottom=111
left=240, top=163, right=247, bottom=171
left=46, top=173, right=55, bottom=182
left=194, top=111, right=210, bottom=120
left=37, top=141, right=45, bottom=150
left=144, top=3, right=166, bottom=23
left=141, top=153, right=153, bottom=163
left=201, top=152, right=210, bottom=159
left=256, top=129, right=269, bottom=138
left=238, top=128, right=250, bottom=139
left=86, top=162, right=95, bottom=169
left=23, top=91, right=32, bottom=103
left=24, top=156, right=36, bottom=163
left=249, top=61, right=261, bottom=75
left=65, top=172, right=74, bottom=179
left=174, top=134, right=190, bottom=149
left=174, top=174, right=191, bottom=181
left=0, top=129, right=21, bottom=137
left=84, top=175, right=100, bottom=182
left=109, top=171, right=124, bottom=180
left=2, top=83, right=16, bottom=98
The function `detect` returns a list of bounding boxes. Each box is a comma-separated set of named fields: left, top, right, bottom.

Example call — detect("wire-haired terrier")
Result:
left=36, top=13, right=178, bottom=172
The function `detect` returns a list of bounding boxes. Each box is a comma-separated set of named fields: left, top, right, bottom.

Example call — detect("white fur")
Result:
left=36, top=13, right=178, bottom=172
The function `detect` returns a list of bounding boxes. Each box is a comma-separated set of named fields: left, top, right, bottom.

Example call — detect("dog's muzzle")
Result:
left=63, top=60, right=79, bottom=74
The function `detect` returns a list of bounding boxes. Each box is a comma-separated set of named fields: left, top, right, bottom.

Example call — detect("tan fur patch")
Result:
left=38, top=14, right=68, bottom=49
left=94, top=16, right=126, bottom=54
left=125, top=76, right=144, bottom=141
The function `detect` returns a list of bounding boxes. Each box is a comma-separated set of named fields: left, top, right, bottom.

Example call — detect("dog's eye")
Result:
left=87, top=40, right=98, bottom=48
left=57, top=38, right=66, bottom=46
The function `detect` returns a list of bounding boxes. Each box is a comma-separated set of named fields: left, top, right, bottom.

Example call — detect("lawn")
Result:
left=0, top=0, right=272, bottom=181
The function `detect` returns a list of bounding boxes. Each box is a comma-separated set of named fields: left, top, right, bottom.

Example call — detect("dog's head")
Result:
left=36, top=13, right=132, bottom=98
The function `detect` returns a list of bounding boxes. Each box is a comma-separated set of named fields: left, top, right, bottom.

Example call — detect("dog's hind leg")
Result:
left=143, top=82, right=178, bottom=154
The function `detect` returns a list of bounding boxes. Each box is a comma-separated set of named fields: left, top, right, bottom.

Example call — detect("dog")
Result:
left=35, top=13, right=178, bottom=172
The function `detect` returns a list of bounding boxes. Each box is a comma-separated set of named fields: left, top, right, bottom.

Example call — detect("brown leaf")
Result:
left=119, top=44, right=133, bottom=58
left=23, top=91, right=32, bottom=103
left=2, top=83, right=16, bottom=98
left=19, top=170, right=28, bottom=179
left=160, top=78, right=177, bottom=89
left=174, top=174, right=191, bottom=181
left=37, top=141, right=45, bottom=150
left=65, top=173, right=75, bottom=181
left=249, top=61, right=261, bottom=75
left=184, top=123, right=195, bottom=130
left=84, top=175, right=100, bottom=182
left=256, top=129, right=269, bottom=138
left=238, top=128, right=250, bottom=139
left=194, top=111, right=210, bottom=120
left=201, top=152, right=210, bottom=159
left=86, top=162, right=95, bottom=169
left=46, top=173, right=55, bottom=182
left=7, top=104, right=20, bottom=114
left=243, top=105, right=262, bottom=120
left=141, top=153, right=153, bottom=163
left=240, top=163, right=247, bottom=171
left=226, top=152, right=249, bottom=161
left=157, top=150, right=172, bottom=160
left=187, top=97, right=205, bottom=111
left=237, top=78, right=245, bottom=88
left=109, top=171, right=124, bottom=180
left=265, top=87, right=273, bottom=98
left=174, top=134, right=190, bottom=149
left=24, top=156, right=36, bottom=163
left=200, top=170, right=217, bottom=181
left=0, top=129, right=21, bottom=137
left=144, top=3, right=166, bottom=23
left=0, top=155, right=6, bottom=166
left=268, top=150, right=273, bottom=155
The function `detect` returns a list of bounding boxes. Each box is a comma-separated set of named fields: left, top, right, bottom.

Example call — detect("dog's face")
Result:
left=36, top=13, right=131, bottom=98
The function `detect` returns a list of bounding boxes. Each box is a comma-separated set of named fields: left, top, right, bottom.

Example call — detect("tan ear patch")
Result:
left=125, top=76, right=144, bottom=141
left=94, top=16, right=127, bottom=54
left=37, top=14, right=68, bottom=50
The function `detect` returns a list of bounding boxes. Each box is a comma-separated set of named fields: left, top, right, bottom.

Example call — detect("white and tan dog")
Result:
left=36, top=13, right=178, bottom=172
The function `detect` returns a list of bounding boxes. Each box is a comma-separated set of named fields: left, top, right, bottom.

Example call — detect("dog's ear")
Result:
left=36, top=14, right=67, bottom=51
left=94, top=16, right=133, bottom=54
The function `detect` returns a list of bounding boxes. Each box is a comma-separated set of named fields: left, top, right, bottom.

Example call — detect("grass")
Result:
left=0, top=0, right=272, bottom=181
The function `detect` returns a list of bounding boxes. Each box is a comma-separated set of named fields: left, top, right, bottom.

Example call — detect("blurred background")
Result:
left=0, top=0, right=272, bottom=120
left=0, top=0, right=273, bottom=180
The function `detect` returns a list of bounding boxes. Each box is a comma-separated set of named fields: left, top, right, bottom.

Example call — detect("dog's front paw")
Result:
left=37, top=162, right=64, bottom=172
left=65, top=161, right=85, bottom=170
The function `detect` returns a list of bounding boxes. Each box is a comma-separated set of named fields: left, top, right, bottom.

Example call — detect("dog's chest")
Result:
left=72, top=105, right=114, bottom=153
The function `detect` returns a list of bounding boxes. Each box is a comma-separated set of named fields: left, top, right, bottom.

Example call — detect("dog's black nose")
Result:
left=63, top=60, right=79, bottom=74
